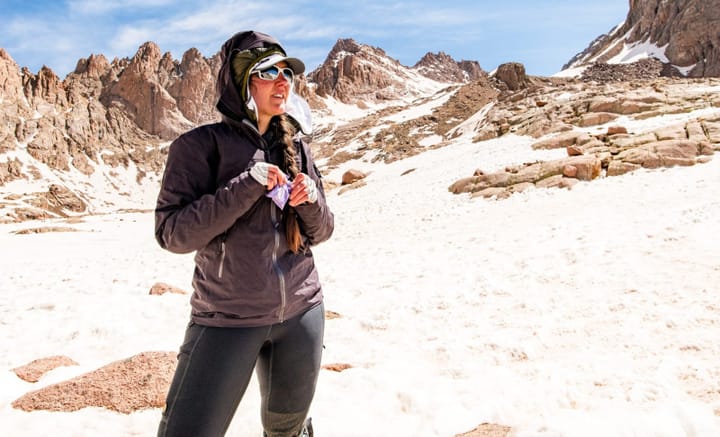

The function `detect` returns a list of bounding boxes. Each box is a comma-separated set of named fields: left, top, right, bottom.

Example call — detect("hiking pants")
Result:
left=157, top=303, right=325, bottom=437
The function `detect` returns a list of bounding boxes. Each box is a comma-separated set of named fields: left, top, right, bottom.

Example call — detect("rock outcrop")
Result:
left=449, top=111, right=719, bottom=199
left=0, top=43, right=220, bottom=222
left=566, top=0, right=720, bottom=77
left=493, top=62, right=530, bottom=91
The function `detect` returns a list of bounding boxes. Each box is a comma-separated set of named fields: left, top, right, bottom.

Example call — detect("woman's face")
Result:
left=249, top=61, right=292, bottom=121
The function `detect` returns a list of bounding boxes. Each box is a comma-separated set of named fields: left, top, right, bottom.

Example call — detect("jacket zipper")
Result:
left=217, top=235, right=227, bottom=278
left=241, top=120, right=287, bottom=320
left=270, top=206, right=287, bottom=322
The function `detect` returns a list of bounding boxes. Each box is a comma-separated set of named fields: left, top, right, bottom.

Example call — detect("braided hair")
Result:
left=229, top=50, right=304, bottom=253
left=277, top=114, right=303, bottom=253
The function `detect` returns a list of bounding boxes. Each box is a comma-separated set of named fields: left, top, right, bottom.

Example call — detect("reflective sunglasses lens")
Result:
left=257, top=66, right=294, bottom=83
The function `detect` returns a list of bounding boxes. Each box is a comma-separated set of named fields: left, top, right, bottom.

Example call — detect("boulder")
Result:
left=341, top=169, right=367, bottom=185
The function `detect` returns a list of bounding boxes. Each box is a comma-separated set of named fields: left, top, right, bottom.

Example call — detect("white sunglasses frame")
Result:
left=254, top=65, right=295, bottom=84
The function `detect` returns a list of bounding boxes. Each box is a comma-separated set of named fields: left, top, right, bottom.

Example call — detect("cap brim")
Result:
left=251, top=53, right=305, bottom=75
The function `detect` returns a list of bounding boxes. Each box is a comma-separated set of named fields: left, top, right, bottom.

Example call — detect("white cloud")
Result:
left=67, top=0, right=176, bottom=14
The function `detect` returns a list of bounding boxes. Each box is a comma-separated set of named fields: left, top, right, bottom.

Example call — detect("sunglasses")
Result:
left=255, top=65, right=295, bottom=84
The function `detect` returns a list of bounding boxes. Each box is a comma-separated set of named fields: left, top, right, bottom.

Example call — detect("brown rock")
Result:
left=699, top=141, right=715, bottom=156
left=149, top=282, right=188, bottom=296
left=532, top=131, right=585, bottom=150
left=448, top=176, right=477, bottom=194
left=341, top=169, right=367, bottom=185
left=49, top=184, right=86, bottom=213
left=325, top=310, right=342, bottom=320
left=470, top=187, right=507, bottom=199
left=653, top=139, right=702, bottom=166
left=26, top=125, right=70, bottom=171
left=607, top=160, right=642, bottom=176
left=703, top=120, right=720, bottom=142
left=456, top=422, right=511, bottom=437
left=507, top=182, right=535, bottom=194
left=536, top=174, right=565, bottom=189
left=12, top=351, right=177, bottom=414
left=686, top=121, right=707, bottom=141
left=578, top=112, right=619, bottom=127
left=617, top=139, right=703, bottom=168
left=321, top=363, right=353, bottom=372
left=13, top=356, right=79, bottom=383
left=697, top=155, right=713, bottom=164
left=608, top=132, right=657, bottom=148
left=566, top=155, right=602, bottom=180
left=654, top=125, right=687, bottom=141
left=607, top=125, right=628, bottom=135
left=563, top=165, right=578, bottom=178
left=493, top=62, right=529, bottom=91
left=567, top=145, right=584, bottom=156
left=587, top=96, right=619, bottom=113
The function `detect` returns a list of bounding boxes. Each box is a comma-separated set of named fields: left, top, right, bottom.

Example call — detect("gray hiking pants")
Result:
left=157, top=303, right=324, bottom=437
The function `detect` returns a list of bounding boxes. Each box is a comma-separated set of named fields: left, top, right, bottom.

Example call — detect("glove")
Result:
left=304, top=176, right=318, bottom=203
left=249, top=162, right=273, bottom=186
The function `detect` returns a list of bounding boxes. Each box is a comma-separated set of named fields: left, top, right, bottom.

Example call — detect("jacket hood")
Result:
left=215, top=30, right=313, bottom=135
left=215, top=31, right=285, bottom=123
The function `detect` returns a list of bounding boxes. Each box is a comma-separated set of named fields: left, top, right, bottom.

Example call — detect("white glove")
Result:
left=304, top=175, right=318, bottom=203
left=249, top=162, right=272, bottom=186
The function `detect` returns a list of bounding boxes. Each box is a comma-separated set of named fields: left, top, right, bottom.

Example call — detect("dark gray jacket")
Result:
left=154, top=31, right=334, bottom=327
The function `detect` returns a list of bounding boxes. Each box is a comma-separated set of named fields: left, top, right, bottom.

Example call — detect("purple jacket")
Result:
left=154, top=31, right=334, bottom=327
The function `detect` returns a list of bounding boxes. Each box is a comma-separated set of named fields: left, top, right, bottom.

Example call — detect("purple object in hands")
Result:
left=266, top=182, right=292, bottom=209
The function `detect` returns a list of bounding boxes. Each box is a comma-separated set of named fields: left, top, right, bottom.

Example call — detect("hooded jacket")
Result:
left=154, top=31, right=334, bottom=327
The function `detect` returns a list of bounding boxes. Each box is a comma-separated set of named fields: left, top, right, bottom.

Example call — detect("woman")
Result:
left=154, top=30, right=334, bottom=437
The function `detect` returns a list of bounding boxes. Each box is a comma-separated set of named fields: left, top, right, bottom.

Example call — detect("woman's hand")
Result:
left=249, top=162, right=288, bottom=190
left=289, top=173, right=318, bottom=206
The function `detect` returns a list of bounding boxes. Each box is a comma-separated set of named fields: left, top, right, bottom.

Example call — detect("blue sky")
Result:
left=0, top=0, right=629, bottom=78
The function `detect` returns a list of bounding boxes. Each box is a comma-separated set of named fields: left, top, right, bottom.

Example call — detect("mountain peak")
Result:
left=309, top=39, right=484, bottom=105
left=563, top=0, right=720, bottom=77
left=413, top=51, right=485, bottom=83
left=310, top=38, right=423, bottom=104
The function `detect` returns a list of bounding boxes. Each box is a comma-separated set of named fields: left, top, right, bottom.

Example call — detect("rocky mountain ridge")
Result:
left=2, top=0, right=720, bottom=223
left=564, top=0, right=720, bottom=77
left=0, top=37, right=490, bottom=223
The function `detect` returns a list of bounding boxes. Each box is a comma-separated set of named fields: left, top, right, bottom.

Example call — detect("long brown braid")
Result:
left=277, top=114, right=303, bottom=253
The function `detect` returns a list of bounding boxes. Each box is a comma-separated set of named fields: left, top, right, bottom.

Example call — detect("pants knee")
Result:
left=262, top=410, right=308, bottom=437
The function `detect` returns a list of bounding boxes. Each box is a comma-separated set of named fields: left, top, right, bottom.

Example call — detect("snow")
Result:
left=1, top=109, right=720, bottom=436
left=553, top=24, right=701, bottom=78
left=607, top=40, right=670, bottom=64
left=0, top=149, right=162, bottom=218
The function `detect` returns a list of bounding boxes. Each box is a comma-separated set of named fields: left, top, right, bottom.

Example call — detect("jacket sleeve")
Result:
left=154, top=129, right=266, bottom=254
left=294, top=141, right=334, bottom=246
